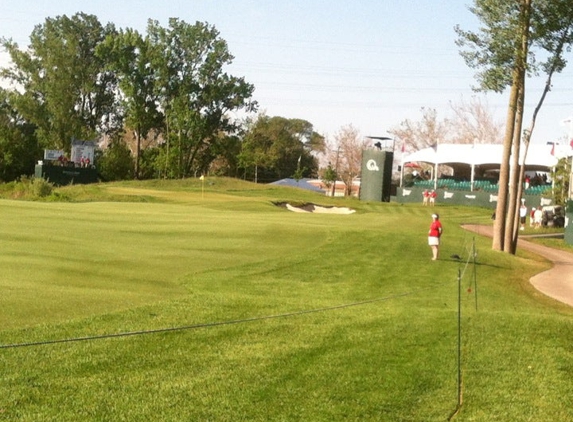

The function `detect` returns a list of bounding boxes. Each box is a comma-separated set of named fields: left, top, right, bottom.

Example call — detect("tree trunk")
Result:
left=505, top=83, right=525, bottom=254
left=178, top=129, right=183, bottom=178
left=492, top=80, right=519, bottom=251
left=135, top=123, right=141, bottom=180
left=505, top=0, right=531, bottom=254
left=513, top=161, right=527, bottom=247
left=492, top=0, right=531, bottom=252
left=164, top=113, right=170, bottom=179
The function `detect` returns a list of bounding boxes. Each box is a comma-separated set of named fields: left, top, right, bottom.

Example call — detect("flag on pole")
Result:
left=550, top=143, right=555, bottom=156
left=200, top=175, right=205, bottom=181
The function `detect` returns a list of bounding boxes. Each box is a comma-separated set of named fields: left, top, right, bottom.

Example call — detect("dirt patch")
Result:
left=274, top=202, right=355, bottom=215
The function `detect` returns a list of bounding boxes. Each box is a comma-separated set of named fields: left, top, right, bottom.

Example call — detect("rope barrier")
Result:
left=1, top=285, right=443, bottom=350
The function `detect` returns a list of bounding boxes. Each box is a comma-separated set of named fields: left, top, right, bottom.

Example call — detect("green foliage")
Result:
left=0, top=14, right=259, bottom=182
left=321, top=163, right=337, bottom=187
left=96, top=28, right=163, bottom=179
left=551, top=156, right=570, bottom=206
left=455, top=0, right=521, bottom=93
left=292, top=165, right=306, bottom=181
left=455, top=0, right=573, bottom=93
left=1, top=175, right=53, bottom=199
left=148, top=18, right=257, bottom=178
left=239, top=115, right=323, bottom=183
left=210, top=134, right=243, bottom=177
left=97, top=139, right=135, bottom=181
left=1, top=13, right=116, bottom=150
left=137, top=146, right=163, bottom=179
left=0, top=90, right=40, bottom=181
left=31, top=176, right=53, bottom=197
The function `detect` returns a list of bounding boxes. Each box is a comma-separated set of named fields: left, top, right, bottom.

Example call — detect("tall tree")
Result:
left=238, top=116, right=274, bottom=183
left=456, top=0, right=573, bottom=253
left=239, top=115, right=323, bottom=183
left=328, top=124, right=369, bottom=196
left=147, top=18, right=256, bottom=178
left=97, top=28, right=163, bottom=179
left=1, top=13, right=116, bottom=151
left=449, top=97, right=503, bottom=144
left=512, top=9, right=573, bottom=246
left=389, top=108, right=451, bottom=179
left=390, top=108, right=450, bottom=151
left=0, top=89, right=39, bottom=181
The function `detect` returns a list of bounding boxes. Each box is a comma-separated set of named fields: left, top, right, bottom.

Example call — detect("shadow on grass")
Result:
left=447, top=255, right=506, bottom=269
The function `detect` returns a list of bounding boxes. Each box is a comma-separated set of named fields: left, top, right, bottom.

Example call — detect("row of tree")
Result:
left=0, top=13, right=324, bottom=182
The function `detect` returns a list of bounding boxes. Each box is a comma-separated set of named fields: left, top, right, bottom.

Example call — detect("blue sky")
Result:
left=1, top=0, right=572, bottom=145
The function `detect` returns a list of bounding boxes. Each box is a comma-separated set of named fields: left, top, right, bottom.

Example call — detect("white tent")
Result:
left=402, top=143, right=559, bottom=190
left=404, top=143, right=558, bottom=169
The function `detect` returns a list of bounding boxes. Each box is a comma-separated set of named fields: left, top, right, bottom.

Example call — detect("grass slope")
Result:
left=0, top=178, right=572, bottom=421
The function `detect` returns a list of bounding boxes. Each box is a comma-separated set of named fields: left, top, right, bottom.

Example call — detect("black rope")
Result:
left=1, top=285, right=441, bottom=350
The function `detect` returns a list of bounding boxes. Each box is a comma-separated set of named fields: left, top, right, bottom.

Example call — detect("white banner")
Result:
left=44, top=150, right=65, bottom=160
left=71, top=140, right=96, bottom=164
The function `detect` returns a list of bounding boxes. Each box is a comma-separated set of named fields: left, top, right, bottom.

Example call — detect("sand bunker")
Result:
left=277, top=202, right=356, bottom=214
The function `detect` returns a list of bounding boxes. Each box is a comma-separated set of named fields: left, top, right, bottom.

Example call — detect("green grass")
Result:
left=1, top=178, right=572, bottom=421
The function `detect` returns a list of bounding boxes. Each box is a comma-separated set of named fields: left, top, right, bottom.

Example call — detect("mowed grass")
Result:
left=1, top=179, right=572, bottom=421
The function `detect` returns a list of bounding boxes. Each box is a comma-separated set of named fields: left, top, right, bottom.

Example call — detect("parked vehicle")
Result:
left=542, top=205, right=565, bottom=228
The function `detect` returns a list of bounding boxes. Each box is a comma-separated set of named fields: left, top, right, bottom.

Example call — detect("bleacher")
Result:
left=413, top=179, right=551, bottom=195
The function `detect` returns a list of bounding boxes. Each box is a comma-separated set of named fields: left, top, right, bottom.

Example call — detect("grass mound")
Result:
left=0, top=178, right=571, bottom=421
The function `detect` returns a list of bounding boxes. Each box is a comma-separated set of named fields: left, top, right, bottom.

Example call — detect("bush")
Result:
left=32, top=177, right=53, bottom=197
left=0, top=175, right=54, bottom=199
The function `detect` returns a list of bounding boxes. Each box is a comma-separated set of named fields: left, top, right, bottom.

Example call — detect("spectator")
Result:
left=422, top=189, right=429, bottom=206
left=530, top=207, right=535, bottom=227
left=534, top=207, right=543, bottom=229
left=429, top=189, right=437, bottom=206
left=428, top=214, right=443, bottom=261
left=519, top=201, right=527, bottom=230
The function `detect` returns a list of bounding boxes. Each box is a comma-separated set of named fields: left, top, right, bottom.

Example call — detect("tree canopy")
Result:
left=0, top=90, right=39, bottom=181
left=1, top=13, right=116, bottom=151
left=456, top=0, right=573, bottom=253
left=238, top=115, right=324, bottom=183
left=0, top=13, right=257, bottom=181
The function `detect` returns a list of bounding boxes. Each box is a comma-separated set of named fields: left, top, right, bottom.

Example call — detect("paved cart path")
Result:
left=462, top=225, right=573, bottom=308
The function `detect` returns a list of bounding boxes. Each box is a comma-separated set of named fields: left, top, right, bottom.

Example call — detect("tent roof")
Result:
left=270, top=178, right=325, bottom=192
left=403, top=143, right=558, bottom=172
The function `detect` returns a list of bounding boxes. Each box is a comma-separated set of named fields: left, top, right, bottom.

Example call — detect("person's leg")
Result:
left=431, top=245, right=438, bottom=260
